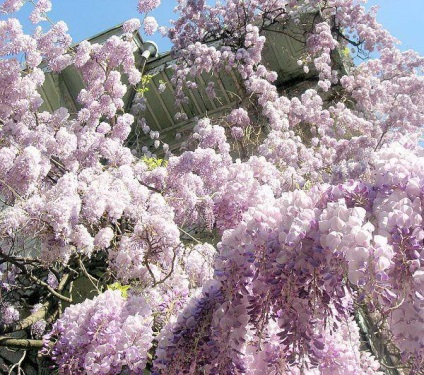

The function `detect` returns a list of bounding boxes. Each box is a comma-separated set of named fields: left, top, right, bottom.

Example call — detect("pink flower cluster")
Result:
left=48, top=290, right=153, bottom=374
left=1, top=0, right=423, bottom=373
left=137, top=0, right=160, bottom=14
left=153, top=141, right=423, bottom=372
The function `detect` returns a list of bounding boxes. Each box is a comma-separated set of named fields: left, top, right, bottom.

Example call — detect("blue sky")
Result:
left=9, top=1, right=424, bottom=56
left=366, top=0, right=424, bottom=54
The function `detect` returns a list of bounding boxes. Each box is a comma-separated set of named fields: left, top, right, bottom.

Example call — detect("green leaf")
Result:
left=107, top=282, right=131, bottom=298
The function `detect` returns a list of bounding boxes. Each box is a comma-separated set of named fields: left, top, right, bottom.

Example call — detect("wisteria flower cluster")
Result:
left=47, top=290, right=153, bottom=374
left=0, top=0, right=423, bottom=373
left=152, top=140, right=423, bottom=373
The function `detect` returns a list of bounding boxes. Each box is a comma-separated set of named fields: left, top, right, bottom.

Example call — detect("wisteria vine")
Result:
left=0, top=0, right=423, bottom=374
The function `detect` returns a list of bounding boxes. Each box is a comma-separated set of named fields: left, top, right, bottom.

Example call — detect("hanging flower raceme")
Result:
left=153, top=141, right=423, bottom=372
left=46, top=290, right=153, bottom=375
left=1, top=0, right=423, bottom=373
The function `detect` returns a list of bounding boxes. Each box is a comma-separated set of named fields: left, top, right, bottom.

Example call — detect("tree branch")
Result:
left=27, top=274, right=72, bottom=303
left=0, top=302, right=49, bottom=335
left=0, top=178, right=22, bottom=199
left=0, top=337, right=44, bottom=350
left=0, top=252, right=72, bottom=302
left=0, top=272, right=72, bottom=335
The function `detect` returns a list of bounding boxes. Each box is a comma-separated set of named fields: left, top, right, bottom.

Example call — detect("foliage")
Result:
left=136, top=74, right=156, bottom=97
left=0, top=0, right=423, bottom=374
left=107, top=282, right=131, bottom=298
left=141, top=156, right=168, bottom=170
